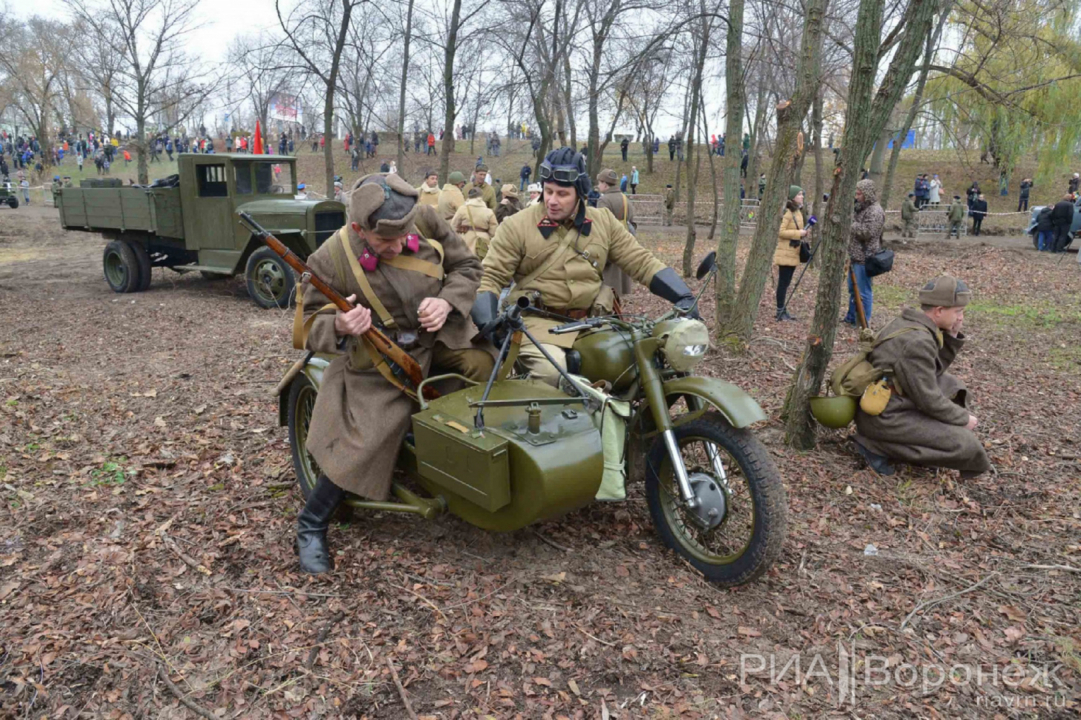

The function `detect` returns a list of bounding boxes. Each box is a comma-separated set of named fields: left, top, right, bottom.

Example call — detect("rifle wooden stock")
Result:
left=239, top=212, right=437, bottom=400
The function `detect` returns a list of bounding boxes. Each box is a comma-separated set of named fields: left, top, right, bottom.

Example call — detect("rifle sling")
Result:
left=328, top=228, right=448, bottom=401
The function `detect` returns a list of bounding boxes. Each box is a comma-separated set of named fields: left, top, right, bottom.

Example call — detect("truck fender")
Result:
left=636, top=375, right=768, bottom=435
left=240, top=232, right=308, bottom=275
left=277, top=353, right=331, bottom=427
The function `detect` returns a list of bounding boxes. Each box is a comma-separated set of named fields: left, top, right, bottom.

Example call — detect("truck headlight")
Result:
left=661, top=319, right=711, bottom=372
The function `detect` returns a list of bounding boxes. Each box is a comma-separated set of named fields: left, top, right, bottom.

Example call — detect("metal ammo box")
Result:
left=409, top=378, right=603, bottom=531
left=412, top=412, right=511, bottom=512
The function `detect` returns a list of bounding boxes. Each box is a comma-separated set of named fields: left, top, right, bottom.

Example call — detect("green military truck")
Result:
left=54, top=154, right=345, bottom=308
left=1, top=181, right=18, bottom=208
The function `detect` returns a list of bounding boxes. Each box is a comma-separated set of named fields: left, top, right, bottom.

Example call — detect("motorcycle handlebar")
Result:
left=549, top=321, right=592, bottom=335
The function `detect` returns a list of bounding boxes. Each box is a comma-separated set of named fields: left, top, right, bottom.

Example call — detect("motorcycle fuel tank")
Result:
left=573, top=328, right=637, bottom=392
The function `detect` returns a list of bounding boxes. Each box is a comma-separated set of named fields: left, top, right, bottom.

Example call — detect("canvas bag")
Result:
left=830, top=326, right=919, bottom=398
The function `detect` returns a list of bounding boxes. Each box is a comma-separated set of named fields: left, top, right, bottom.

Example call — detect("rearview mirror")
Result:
left=695, top=251, right=717, bottom=280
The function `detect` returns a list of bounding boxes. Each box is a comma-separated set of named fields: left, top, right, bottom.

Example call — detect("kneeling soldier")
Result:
left=854, top=275, right=990, bottom=477
left=472, top=148, right=696, bottom=386
left=296, top=173, right=495, bottom=574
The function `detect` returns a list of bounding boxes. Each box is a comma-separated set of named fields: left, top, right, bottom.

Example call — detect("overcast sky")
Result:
left=33, top=0, right=722, bottom=137
left=38, top=0, right=276, bottom=64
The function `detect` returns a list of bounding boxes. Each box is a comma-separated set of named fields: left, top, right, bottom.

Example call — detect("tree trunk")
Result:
left=745, top=78, right=768, bottom=197
left=681, top=2, right=712, bottom=277
left=136, top=116, right=149, bottom=185
left=810, top=87, right=824, bottom=223
left=673, top=85, right=692, bottom=202
left=881, top=7, right=949, bottom=210
left=713, top=0, right=745, bottom=333
left=783, top=0, right=938, bottom=449
left=323, top=0, right=354, bottom=196
left=867, top=123, right=891, bottom=187
left=438, top=0, right=464, bottom=184
left=702, top=106, right=720, bottom=242
left=396, top=0, right=415, bottom=172
left=106, top=93, right=116, bottom=139
left=645, top=118, right=655, bottom=174
left=563, top=54, right=576, bottom=148
left=720, top=0, right=826, bottom=343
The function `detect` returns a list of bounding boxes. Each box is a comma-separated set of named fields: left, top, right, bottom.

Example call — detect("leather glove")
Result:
left=649, top=267, right=701, bottom=320
left=470, top=291, right=507, bottom=343
left=470, top=291, right=499, bottom=331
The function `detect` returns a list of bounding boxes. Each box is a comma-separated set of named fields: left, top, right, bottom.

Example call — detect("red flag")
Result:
left=253, top=121, right=264, bottom=155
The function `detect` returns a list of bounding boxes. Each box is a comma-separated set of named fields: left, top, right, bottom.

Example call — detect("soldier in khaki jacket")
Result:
left=295, top=173, right=495, bottom=574
left=451, top=188, right=499, bottom=258
left=495, top=183, right=523, bottom=223
left=437, top=171, right=466, bottom=221
left=594, top=168, right=636, bottom=298
left=416, top=169, right=440, bottom=207
left=464, top=164, right=497, bottom=211
left=471, top=148, right=697, bottom=386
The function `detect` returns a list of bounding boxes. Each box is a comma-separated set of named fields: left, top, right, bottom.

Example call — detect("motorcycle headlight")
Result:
left=658, top=319, right=711, bottom=372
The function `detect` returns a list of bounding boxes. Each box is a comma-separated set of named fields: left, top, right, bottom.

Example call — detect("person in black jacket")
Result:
left=970, top=193, right=988, bottom=236
left=1035, top=206, right=1054, bottom=251
left=1050, top=194, right=1076, bottom=252
left=1018, top=178, right=1033, bottom=212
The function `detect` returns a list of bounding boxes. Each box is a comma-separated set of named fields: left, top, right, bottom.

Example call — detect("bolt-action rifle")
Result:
left=238, top=211, right=437, bottom=400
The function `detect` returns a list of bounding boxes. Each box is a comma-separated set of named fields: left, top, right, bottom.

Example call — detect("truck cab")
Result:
left=55, top=153, right=346, bottom=308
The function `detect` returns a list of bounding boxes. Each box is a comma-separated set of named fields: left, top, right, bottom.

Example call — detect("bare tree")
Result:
left=579, top=0, right=671, bottom=178
left=497, top=0, right=585, bottom=174
left=0, top=18, right=68, bottom=166
left=64, top=0, right=216, bottom=184
left=69, top=23, right=124, bottom=136
left=277, top=0, right=363, bottom=195
left=228, top=32, right=293, bottom=140
left=719, top=0, right=828, bottom=342
left=680, top=0, right=723, bottom=277
left=412, top=0, right=491, bottom=181
left=713, top=0, right=746, bottom=333
left=880, top=2, right=952, bottom=209
left=396, top=0, right=417, bottom=170
left=783, top=0, right=939, bottom=449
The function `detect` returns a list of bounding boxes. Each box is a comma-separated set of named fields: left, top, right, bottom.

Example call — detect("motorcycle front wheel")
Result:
left=645, top=412, right=787, bottom=586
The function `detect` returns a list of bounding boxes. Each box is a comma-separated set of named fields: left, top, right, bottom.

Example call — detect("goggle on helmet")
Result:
left=538, top=161, right=585, bottom=185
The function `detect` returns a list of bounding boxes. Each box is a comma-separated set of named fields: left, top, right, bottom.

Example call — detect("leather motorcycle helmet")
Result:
left=539, top=147, right=591, bottom=200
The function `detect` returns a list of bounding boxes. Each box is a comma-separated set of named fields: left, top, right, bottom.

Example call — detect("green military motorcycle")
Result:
left=279, top=253, right=786, bottom=586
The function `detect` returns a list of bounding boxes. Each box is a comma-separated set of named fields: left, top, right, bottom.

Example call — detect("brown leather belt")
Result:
left=534, top=301, right=588, bottom=320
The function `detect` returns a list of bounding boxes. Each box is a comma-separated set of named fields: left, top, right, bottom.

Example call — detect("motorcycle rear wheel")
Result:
left=645, top=412, right=786, bottom=586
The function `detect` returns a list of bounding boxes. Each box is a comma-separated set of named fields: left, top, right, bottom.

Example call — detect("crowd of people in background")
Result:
left=3, top=124, right=1077, bottom=261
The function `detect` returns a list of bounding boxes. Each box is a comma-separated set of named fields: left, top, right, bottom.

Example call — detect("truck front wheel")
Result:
left=103, top=240, right=142, bottom=293
left=245, top=247, right=296, bottom=309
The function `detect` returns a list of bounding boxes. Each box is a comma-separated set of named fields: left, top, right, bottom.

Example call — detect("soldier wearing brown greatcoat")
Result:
left=295, top=173, right=495, bottom=574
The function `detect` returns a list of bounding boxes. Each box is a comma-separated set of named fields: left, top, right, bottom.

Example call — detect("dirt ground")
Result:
left=1, top=207, right=1078, bottom=719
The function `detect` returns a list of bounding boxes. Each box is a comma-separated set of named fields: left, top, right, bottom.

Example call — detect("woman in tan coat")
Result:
left=772, top=185, right=807, bottom=321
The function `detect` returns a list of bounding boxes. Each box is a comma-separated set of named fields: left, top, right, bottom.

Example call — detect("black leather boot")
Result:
left=296, top=475, right=345, bottom=574
left=854, top=440, right=896, bottom=477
